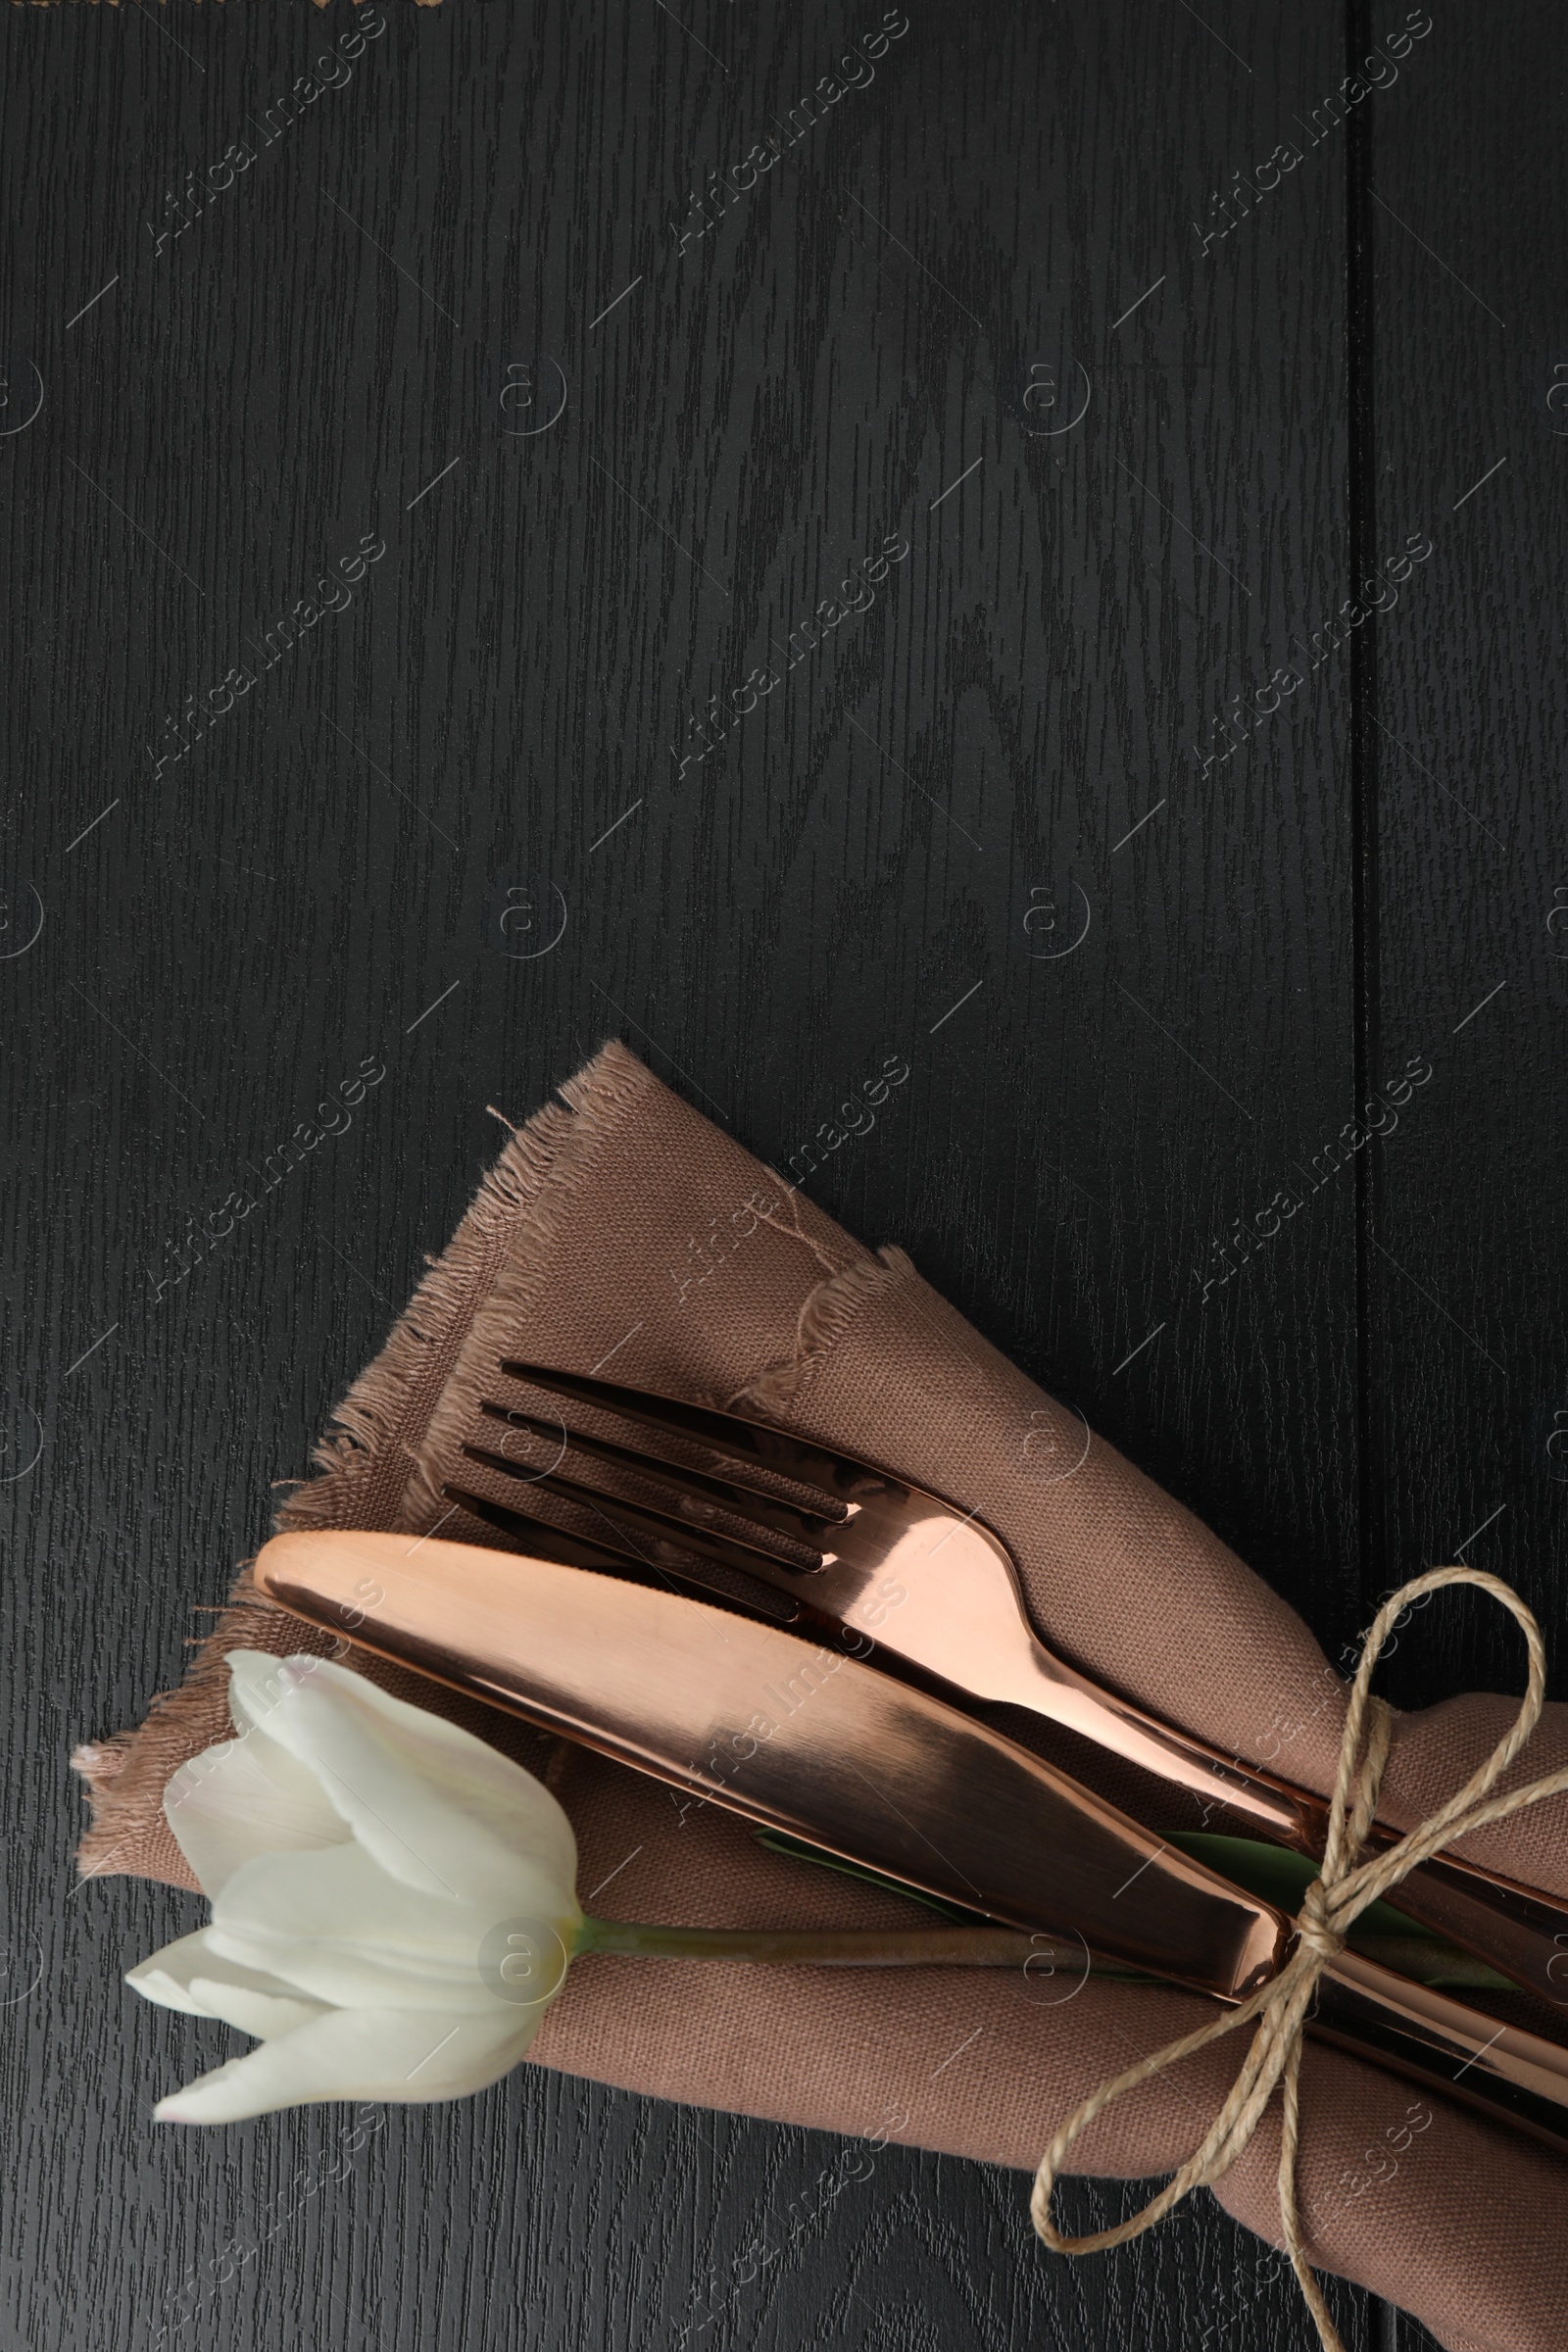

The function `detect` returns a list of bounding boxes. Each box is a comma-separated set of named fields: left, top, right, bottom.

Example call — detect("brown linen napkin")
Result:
left=74, top=1040, right=1568, bottom=2352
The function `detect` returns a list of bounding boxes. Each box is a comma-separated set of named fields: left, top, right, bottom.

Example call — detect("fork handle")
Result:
left=1017, top=1652, right=1568, bottom=2015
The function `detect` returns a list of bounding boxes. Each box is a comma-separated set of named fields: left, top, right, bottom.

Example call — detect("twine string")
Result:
left=1029, top=1566, right=1568, bottom=2352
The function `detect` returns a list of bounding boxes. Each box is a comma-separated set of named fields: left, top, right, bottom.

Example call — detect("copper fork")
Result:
left=437, top=1357, right=1568, bottom=2014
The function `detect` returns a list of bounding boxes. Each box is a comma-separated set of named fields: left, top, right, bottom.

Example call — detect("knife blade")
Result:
left=253, top=1528, right=1568, bottom=2152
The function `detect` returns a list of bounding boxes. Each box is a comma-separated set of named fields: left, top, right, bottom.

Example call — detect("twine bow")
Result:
left=1030, top=1566, right=1568, bottom=2352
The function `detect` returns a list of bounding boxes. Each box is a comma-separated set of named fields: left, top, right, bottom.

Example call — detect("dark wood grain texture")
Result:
left=0, top=1, right=1554, bottom=2347
left=1361, top=0, right=1568, bottom=1707
left=1356, top=17, right=1565, bottom=2339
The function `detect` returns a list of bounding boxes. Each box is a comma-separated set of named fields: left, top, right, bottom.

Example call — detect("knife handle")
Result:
left=1315, top=1949, right=1568, bottom=2158
left=1033, top=1656, right=1568, bottom=2017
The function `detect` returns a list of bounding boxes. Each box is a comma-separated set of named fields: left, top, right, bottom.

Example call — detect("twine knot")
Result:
left=1292, top=1880, right=1347, bottom=1965
left=1030, top=1566, right=1568, bottom=2352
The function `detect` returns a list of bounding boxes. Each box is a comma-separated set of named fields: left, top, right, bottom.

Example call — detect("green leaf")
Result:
left=1169, top=1832, right=1431, bottom=1939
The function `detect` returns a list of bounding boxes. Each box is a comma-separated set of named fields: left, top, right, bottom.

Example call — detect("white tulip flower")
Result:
left=128, top=1650, right=583, bottom=2125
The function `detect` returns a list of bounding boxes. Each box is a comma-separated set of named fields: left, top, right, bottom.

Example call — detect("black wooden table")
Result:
left=0, top=4, right=1560, bottom=2346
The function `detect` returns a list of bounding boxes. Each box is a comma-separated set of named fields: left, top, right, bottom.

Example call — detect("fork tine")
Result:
left=440, top=1481, right=806, bottom=1628
left=498, top=1358, right=894, bottom=1506
left=461, top=1442, right=828, bottom=1585
left=477, top=1399, right=847, bottom=1547
left=440, top=1483, right=631, bottom=1572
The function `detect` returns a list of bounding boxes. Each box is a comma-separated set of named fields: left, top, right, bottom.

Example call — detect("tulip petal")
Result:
left=208, top=1842, right=575, bottom=2012
left=127, top=1929, right=329, bottom=2040
left=164, top=1724, right=347, bottom=1896
left=192, top=1981, right=327, bottom=2041
left=221, top=1651, right=578, bottom=1907
left=153, top=2002, right=538, bottom=2124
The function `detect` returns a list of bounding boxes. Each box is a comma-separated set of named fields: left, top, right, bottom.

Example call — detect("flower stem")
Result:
left=577, top=1915, right=1511, bottom=1988
left=578, top=1916, right=1128, bottom=1970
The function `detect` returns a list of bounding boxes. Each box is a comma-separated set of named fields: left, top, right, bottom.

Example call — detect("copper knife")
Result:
left=254, top=1527, right=1568, bottom=2154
